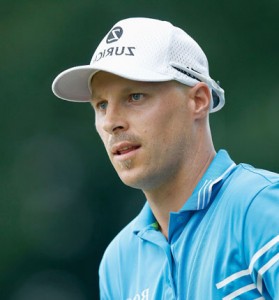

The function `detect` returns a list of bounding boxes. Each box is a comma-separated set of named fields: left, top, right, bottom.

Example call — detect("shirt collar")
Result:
left=133, top=149, right=236, bottom=234
left=133, top=201, right=157, bottom=235
left=182, top=149, right=236, bottom=211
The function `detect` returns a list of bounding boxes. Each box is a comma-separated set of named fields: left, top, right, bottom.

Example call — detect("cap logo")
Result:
left=106, top=26, right=123, bottom=44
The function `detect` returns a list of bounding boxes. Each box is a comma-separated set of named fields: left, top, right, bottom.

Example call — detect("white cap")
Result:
left=52, top=17, right=225, bottom=113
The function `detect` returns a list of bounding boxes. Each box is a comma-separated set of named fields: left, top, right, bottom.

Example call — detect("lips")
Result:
left=111, top=143, right=141, bottom=156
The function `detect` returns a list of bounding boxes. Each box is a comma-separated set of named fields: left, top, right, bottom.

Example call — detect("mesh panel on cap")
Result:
left=125, top=20, right=171, bottom=74
left=168, top=27, right=209, bottom=76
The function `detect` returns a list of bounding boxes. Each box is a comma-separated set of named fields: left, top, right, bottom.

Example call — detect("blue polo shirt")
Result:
left=99, top=150, right=279, bottom=299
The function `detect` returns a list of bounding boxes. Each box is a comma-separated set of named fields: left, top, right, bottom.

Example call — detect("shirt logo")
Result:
left=127, top=288, right=149, bottom=300
left=106, top=26, right=123, bottom=43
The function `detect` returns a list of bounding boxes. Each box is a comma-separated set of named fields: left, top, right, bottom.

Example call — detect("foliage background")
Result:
left=1, top=0, right=278, bottom=299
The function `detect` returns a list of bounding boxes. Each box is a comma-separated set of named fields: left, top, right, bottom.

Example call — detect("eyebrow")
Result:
left=91, top=84, right=150, bottom=101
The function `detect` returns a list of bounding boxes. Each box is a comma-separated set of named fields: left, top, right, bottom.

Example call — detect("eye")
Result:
left=130, top=93, right=144, bottom=101
left=97, top=101, right=108, bottom=111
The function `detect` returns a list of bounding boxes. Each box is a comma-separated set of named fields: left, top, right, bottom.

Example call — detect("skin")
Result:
left=91, top=71, right=216, bottom=238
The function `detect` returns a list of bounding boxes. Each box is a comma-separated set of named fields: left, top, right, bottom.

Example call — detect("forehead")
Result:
left=91, top=71, right=144, bottom=93
left=90, top=71, right=187, bottom=99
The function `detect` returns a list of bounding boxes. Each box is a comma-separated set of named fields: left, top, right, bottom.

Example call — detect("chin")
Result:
left=119, top=175, right=142, bottom=189
left=114, top=161, right=154, bottom=190
left=117, top=169, right=146, bottom=190
left=119, top=173, right=158, bottom=192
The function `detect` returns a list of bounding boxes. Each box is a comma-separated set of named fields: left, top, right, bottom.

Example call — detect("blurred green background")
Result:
left=1, top=0, right=278, bottom=299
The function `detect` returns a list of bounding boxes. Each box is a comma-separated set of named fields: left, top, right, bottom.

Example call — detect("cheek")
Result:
left=149, top=107, right=188, bottom=137
left=150, top=111, right=192, bottom=154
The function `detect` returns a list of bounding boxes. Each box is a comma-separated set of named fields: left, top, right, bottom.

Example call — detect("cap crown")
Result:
left=90, top=18, right=209, bottom=86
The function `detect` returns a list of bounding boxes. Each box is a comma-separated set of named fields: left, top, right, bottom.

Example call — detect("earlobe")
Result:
left=191, top=83, right=211, bottom=118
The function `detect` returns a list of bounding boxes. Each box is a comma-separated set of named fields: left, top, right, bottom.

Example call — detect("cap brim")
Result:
left=52, top=66, right=96, bottom=102
left=52, top=63, right=173, bottom=102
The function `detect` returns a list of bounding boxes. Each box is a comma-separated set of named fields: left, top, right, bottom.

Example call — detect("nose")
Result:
left=102, top=104, right=128, bottom=134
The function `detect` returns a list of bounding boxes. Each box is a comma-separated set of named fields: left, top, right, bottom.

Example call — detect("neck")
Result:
left=143, top=142, right=216, bottom=239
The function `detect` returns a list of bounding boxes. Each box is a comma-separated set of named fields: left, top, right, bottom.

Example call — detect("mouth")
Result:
left=111, top=143, right=141, bottom=157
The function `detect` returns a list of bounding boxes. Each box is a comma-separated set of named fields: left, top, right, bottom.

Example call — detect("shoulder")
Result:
left=105, top=217, right=138, bottom=253
left=214, top=163, right=279, bottom=298
left=99, top=215, right=140, bottom=277
left=236, top=164, right=279, bottom=235
left=233, top=163, right=279, bottom=188
left=237, top=165, right=279, bottom=297
left=237, top=164, right=279, bottom=237
left=224, top=163, right=279, bottom=207
left=223, top=163, right=279, bottom=224
left=99, top=216, right=140, bottom=298
left=214, top=163, right=279, bottom=248
left=239, top=163, right=279, bottom=181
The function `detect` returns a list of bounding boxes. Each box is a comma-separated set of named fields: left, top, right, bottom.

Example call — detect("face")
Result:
left=91, top=72, right=200, bottom=192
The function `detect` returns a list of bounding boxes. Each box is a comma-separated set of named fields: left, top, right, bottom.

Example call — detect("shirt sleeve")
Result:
left=99, top=250, right=120, bottom=300
left=99, top=235, right=124, bottom=300
left=99, top=260, right=109, bottom=300
left=243, top=182, right=279, bottom=299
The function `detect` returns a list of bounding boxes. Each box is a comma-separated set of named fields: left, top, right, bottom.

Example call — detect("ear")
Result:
left=189, top=83, right=211, bottom=119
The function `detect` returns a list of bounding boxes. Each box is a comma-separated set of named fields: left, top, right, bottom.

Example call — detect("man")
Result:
left=52, top=18, right=279, bottom=299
